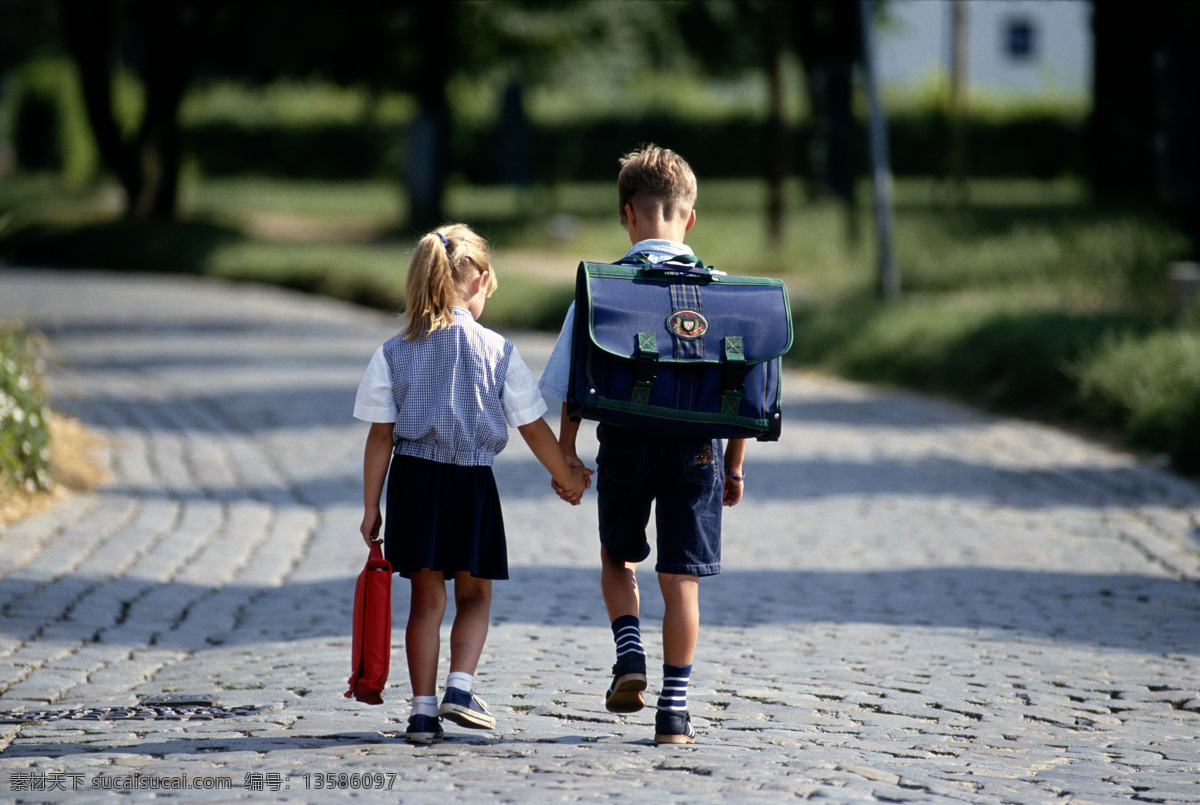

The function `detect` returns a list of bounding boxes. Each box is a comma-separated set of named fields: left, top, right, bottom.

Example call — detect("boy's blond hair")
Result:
left=617, top=144, right=697, bottom=228
left=403, top=223, right=496, bottom=340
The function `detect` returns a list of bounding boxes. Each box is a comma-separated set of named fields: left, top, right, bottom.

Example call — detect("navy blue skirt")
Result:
left=383, top=453, right=508, bottom=580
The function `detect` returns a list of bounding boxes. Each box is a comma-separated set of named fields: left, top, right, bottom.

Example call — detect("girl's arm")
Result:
left=517, top=418, right=592, bottom=505
left=360, top=421, right=394, bottom=545
left=549, top=402, right=590, bottom=502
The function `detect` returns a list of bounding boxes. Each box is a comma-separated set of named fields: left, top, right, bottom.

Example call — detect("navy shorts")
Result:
left=383, top=453, right=508, bottom=580
left=595, top=424, right=724, bottom=576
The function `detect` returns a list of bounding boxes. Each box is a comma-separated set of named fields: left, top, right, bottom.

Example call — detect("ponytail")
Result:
left=402, top=224, right=496, bottom=340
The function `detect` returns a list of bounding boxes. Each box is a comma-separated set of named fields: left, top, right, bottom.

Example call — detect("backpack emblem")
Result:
left=667, top=310, right=708, bottom=340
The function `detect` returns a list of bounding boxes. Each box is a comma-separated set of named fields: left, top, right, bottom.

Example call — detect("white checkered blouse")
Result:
left=354, top=307, right=547, bottom=466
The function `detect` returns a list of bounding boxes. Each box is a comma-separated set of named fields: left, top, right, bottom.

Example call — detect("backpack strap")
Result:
left=619, top=252, right=711, bottom=276
left=632, top=332, right=658, bottom=405
left=720, top=336, right=746, bottom=416
left=667, top=279, right=705, bottom=359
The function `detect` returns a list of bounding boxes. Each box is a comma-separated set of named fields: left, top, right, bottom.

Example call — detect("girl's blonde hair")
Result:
left=402, top=224, right=496, bottom=340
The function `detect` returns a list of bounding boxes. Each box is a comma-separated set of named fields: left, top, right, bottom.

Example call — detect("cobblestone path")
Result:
left=1, top=270, right=1197, bottom=803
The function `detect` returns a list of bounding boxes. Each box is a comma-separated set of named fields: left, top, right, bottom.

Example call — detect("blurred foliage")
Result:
left=9, top=57, right=101, bottom=184
left=3, top=171, right=1200, bottom=471
left=0, top=326, right=51, bottom=493
left=1075, top=330, right=1200, bottom=472
left=3, top=0, right=1199, bottom=471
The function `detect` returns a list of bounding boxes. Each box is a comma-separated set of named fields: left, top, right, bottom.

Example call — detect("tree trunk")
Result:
left=59, top=0, right=141, bottom=208
left=765, top=0, right=789, bottom=245
left=793, top=0, right=858, bottom=213
left=1090, top=0, right=1158, bottom=203
left=58, top=0, right=209, bottom=221
left=406, top=0, right=454, bottom=230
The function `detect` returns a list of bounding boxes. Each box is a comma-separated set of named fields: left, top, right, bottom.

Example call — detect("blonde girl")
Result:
left=354, top=224, right=590, bottom=744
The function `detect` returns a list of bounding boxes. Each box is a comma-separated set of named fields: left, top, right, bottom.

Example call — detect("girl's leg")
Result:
left=406, top=570, right=447, bottom=696
left=448, top=573, right=492, bottom=674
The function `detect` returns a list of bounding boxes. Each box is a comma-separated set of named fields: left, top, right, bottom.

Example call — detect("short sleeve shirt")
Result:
left=354, top=307, right=547, bottom=466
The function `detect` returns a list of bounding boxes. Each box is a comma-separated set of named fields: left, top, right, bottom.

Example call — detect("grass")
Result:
left=1, top=173, right=1198, bottom=472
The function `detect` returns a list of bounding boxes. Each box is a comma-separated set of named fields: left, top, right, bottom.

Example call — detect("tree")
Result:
left=673, top=0, right=864, bottom=242
left=1, top=0, right=63, bottom=178
left=1091, top=0, right=1200, bottom=255
left=54, top=0, right=610, bottom=226
left=0, top=0, right=57, bottom=73
left=58, top=0, right=213, bottom=220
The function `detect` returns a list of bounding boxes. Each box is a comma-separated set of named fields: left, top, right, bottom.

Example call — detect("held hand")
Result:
left=553, top=466, right=594, bottom=505
left=360, top=508, right=382, bottom=547
left=565, top=451, right=591, bottom=488
left=551, top=450, right=592, bottom=503
left=722, top=469, right=744, bottom=507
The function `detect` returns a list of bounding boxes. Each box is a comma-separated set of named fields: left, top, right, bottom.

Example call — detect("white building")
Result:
left=875, top=0, right=1093, bottom=102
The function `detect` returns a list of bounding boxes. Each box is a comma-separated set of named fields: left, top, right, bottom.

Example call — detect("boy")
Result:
left=539, top=144, right=745, bottom=744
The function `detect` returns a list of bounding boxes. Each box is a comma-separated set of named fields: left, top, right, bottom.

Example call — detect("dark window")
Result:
left=1005, top=18, right=1036, bottom=60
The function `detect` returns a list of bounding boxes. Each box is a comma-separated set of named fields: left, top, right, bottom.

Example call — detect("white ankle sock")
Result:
left=411, top=695, right=438, bottom=718
left=446, top=671, right=473, bottom=693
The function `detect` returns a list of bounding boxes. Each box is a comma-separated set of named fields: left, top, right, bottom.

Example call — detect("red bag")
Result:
left=345, top=541, right=392, bottom=704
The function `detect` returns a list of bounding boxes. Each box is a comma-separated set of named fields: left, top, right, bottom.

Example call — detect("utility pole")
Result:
left=859, top=0, right=899, bottom=299
left=950, top=0, right=970, bottom=208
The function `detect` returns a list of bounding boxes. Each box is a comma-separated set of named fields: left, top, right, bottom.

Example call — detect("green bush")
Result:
left=0, top=327, right=51, bottom=492
left=791, top=300, right=1151, bottom=417
left=2, top=219, right=243, bottom=274
left=1075, top=331, right=1200, bottom=472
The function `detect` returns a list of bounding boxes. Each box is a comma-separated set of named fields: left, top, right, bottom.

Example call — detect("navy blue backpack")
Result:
left=568, top=254, right=792, bottom=441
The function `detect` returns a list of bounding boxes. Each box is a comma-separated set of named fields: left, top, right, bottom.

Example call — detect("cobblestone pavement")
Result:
left=1, top=269, right=1198, bottom=804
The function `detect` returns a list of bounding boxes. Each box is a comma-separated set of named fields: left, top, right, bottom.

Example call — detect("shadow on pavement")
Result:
left=69, top=450, right=1200, bottom=511
left=0, top=731, right=600, bottom=760
left=1, top=566, right=1196, bottom=655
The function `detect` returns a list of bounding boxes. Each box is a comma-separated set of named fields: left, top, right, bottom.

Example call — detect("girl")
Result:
left=354, top=224, right=590, bottom=744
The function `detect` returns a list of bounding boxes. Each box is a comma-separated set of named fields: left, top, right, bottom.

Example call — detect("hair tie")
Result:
left=435, top=232, right=450, bottom=250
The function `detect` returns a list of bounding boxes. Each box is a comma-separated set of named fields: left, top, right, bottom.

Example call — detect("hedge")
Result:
left=180, top=113, right=1087, bottom=183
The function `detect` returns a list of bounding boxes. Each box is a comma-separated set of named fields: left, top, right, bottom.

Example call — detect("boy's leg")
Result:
left=594, top=425, right=656, bottom=712
left=658, top=572, right=699, bottom=667
left=655, top=572, right=699, bottom=744
left=600, top=547, right=640, bottom=621
left=601, top=548, right=648, bottom=712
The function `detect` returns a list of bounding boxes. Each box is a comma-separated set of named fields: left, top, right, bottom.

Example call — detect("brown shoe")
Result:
left=604, top=655, right=647, bottom=713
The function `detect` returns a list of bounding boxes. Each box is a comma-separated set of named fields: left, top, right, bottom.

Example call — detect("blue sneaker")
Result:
left=654, top=709, right=696, bottom=744
left=404, top=714, right=443, bottom=745
left=605, top=653, right=647, bottom=714
left=439, top=687, right=496, bottom=730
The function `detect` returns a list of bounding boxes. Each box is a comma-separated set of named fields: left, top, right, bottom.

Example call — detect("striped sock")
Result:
left=658, top=664, right=692, bottom=712
left=611, top=615, right=644, bottom=662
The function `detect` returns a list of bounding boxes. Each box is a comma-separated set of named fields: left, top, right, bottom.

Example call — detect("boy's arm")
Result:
left=723, top=438, right=746, bottom=507
left=360, top=421, right=394, bottom=545
left=550, top=402, right=589, bottom=501
left=517, top=418, right=592, bottom=505
left=558, top=402, right=583, bottom=467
